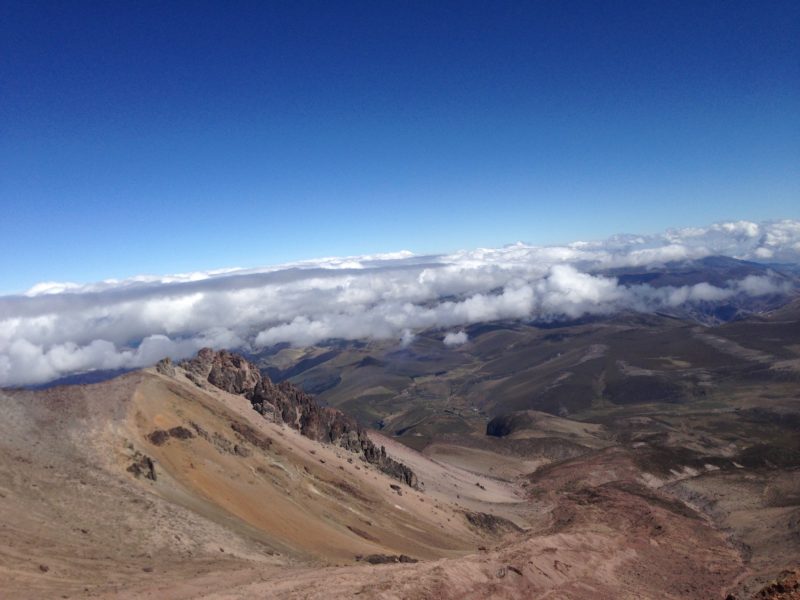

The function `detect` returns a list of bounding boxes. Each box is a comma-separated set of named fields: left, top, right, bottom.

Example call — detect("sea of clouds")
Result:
left=2, top=219, right=799, bottom=386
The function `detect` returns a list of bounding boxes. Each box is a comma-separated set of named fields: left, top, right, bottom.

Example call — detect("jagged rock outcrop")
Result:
left=155, top=357, right=176, bottom=377
left=463, top=510, right=523, bottom=534
left=362, top=441, right=418, bottom=488
left=178, top=349, right=419, bottom=488
left=147, top=426, right=195, bottom=446
left=127, top=451, right=157, bottom=481
left=182, top=348, right=261, bottom=395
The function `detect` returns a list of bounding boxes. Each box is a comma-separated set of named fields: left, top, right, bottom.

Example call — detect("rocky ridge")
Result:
left=164, top=349, right=418, bottom=487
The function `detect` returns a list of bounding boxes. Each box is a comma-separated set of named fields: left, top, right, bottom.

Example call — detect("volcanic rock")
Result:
left=179, top=349, right=419, bottom=488
left=127, top=452, right=157, bottom=481
left=155, top=357, right=176, bottom=377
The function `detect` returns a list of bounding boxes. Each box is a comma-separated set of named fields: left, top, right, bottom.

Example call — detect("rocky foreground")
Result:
left=0, top=347, right=796, bottom=598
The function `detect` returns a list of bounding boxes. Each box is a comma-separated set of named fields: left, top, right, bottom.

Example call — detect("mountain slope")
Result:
left=0, top=358, right=514, bottom=598
left=1, top=341, right=797, bottom=598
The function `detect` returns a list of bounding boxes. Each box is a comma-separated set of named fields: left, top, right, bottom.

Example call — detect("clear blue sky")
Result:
left=2, top=1, right=798, bottom=293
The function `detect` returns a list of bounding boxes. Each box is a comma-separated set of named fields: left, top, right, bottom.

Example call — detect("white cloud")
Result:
left=443, top=331, right=468, bottom=346
left=400, top=329, right=415, bottom=348
left=1, top=219, right=798, bottom=386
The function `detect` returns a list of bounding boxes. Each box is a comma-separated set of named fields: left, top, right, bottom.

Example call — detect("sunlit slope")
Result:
left=125, top=370, right=483, bottom=561
left=0, top=366, right=518, bottom=598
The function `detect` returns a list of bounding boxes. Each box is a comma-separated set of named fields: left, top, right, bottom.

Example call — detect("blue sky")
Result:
left=2, top=1, right=798, bottom=293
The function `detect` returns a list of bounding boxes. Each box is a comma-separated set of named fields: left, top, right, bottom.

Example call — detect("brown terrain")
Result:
left=1, top=299, right=799, bottom=599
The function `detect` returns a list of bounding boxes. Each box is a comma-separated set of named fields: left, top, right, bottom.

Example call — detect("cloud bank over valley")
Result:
left=2, top=220, right=799, bottom=386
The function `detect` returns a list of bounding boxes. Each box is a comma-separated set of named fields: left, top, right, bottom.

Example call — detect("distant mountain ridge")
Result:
left=595, top=255, right=786, bottom=287
left=592, top=255, right=798, bottom=325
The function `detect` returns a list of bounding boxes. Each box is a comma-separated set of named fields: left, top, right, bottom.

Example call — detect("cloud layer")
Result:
left=2, top=220, right=799, bottom=386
